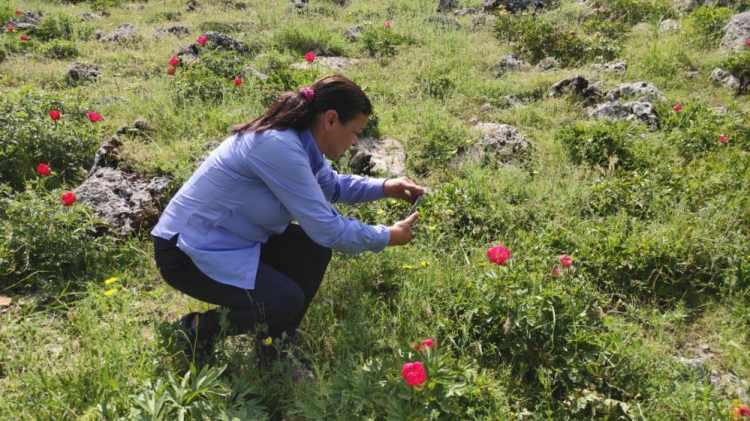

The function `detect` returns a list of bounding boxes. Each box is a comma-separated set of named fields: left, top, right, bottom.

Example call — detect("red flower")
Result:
left=304, top=51, right=316, bottom=63
left=48, top=109, right=61, bottom=121
left=559, top=254, right=573, bottom=268
left=166, top=64, right=176, bottom=76
left=86, top=111, right=103, bottom=122
left=15, top=9, right=22, bottom=16
left=415, top=338, right=435, bottom=352
left=719, top=134, right=729, bottom=144
left=233, top=75, right=243, bottom=86
left=384, top=20, right=393, bottom=29
left=197, top=34, right=207, bottom=46
left=36, top=163, right=51, bottom=177
left=486, top=245, right=511, bottom=266
left=401, top=362, right=427, bottom=387
left=20, top=34, right=30, bottom=42
left=6, top=22, right=14, bottom=32
left=169, top=55, right=180, bottom=66
left=735, top=404, right=750, bottom=418
left=672, top=103, right=683, bottom=113
left=61, top=191, right=76, bottom=206
left=745, top=38, right=750, bottom=48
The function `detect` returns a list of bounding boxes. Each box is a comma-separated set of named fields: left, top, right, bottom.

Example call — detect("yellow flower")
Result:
left=401, top=264, right=416, bottom=270
left=103, top=276, right=119, bottom=285
left=262, top=336, right=273, bottom=346
left=419, top=260, right=429, bottom=268
left=103, top=288, right=118, bottom=297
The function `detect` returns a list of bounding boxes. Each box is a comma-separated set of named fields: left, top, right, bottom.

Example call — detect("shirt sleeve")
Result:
left=244, top=135, right=390, bottom=254
left=316, top=160, right=387, bottom=203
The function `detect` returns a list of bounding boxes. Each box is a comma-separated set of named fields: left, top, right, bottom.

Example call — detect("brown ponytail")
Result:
left=231, top=74, right=373, bottom=134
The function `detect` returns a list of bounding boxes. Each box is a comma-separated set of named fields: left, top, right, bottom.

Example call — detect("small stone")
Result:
left=710, top=68, right=741, bottom=91
left=493, top=54, right=530, bottom=77
left=348, top=137, right=406, bottom=177
left=591, top=60, right=627, bottom=73
left=66, top=62, right=100, bottom=86
left=658, top=19, right=680, bottom=33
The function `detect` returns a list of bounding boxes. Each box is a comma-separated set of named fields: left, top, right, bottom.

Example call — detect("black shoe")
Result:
left=177, top=312, right=216, bottom=361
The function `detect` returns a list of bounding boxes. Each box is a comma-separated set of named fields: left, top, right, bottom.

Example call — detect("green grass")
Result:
left=1, top=0, right=750, bottom=419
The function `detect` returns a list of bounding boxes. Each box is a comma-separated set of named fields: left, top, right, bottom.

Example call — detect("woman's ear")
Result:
left=324, top=110, right=339, bottom=128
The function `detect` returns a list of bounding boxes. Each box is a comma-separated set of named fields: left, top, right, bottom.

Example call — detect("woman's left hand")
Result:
left=384, top=177, right=426, bottom=203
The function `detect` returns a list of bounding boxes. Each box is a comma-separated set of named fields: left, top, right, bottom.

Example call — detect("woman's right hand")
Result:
left=388, top=212, right=419, bottom=246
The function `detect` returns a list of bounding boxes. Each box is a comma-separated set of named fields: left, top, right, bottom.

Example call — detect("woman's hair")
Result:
left=231, top=74, right=373, bottom=134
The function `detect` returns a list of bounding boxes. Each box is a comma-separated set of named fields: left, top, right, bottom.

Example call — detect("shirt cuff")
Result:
left=372, top=224, right=391, bottom=252
left=363, top=177, right=388, bottom=201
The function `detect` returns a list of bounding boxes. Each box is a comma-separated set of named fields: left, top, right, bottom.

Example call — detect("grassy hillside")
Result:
left=1, top=0, right=750, bottom=419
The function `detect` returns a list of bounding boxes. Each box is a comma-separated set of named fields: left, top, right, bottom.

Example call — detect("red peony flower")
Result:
left=233, top=75, right=242, bottom=86
left=735, top=404, right=750, bottom=418
left=48, top=109, right=61, bottom=121
left=304, top=51, right=316, bottom=63
left=559, top=254, right=573, bottom=268
left=169, top=55, right=180, bottom=66
left=415, top=338, right=435, bottom=352
left=36, top=163, right=51, bottom=177
left=166, top=64, right=176, bottom=76
left=672, top=103, right=683, bottom=113
left=384, top=20, right=393, bottom=29
left=719, top=134, right=729, bottom=144
left=486, top=244, right=511, bottom=266
left=401, top=362, right=427, bottom=387
left=6, top=22, right=14, bottom=32
left=20, top=34, right=30, bottom=42
left=196, top=34, right=207, bottom=46
left=61, top=191, right=76, bottom=206
left=86, top=111, right=103, bottom=122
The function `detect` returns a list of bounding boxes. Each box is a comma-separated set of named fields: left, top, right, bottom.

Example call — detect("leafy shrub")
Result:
left=408, top=111, right=473, bottom=176
left=685, top=5, right=734, bottom=49
left=40, top=39, right=79, bottom=59
left=253, top=52, right=321, bottom=105
left=197, top=21, right=252, bottom=33
left=272, top=26, right=348, bottom=56
left=0, top=186, right=114, bottom=292
left=415, top=68, right=455, bottom=99
left=495, top=13, right=619, bottom=66
left=556, top=120, right=640, bottom=170
left=720, top=51, right=750, bottom=94
left=146, top=11, right=182, bottom=23
left=582, top=168, right=678, bottom=219
left=170, top=64, right=230, bottom=105
left=589, top=0, right=674, bottom=25
left=659, top=102, right=741, bottom=158
left=198, top=49, right=250, bottom=79
left=0, top=91, right=102, bottom=190
left=33, top=13, right=78, bottom=41
left=360, top=26, right=410, bottom=58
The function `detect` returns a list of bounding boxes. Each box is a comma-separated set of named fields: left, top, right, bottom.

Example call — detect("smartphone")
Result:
left=403, top=194, right=424, bottom=219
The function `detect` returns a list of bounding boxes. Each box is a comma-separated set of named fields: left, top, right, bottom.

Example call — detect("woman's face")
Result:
left=316, top=111, right=369, bottom=160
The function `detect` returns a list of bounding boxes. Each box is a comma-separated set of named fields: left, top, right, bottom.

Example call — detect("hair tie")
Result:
left=299, top=86, right=315, bottom=103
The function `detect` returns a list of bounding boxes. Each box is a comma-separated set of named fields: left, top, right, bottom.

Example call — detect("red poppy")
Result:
left=559, top=254, right=573, bottom=268
left=719, top=134, right=729, bottom=144
left=48, top=109, right=61, bottom=121
left=169, top=55, right=180, bottom=66
left=486, top=245, right=511, bottom=266
left=61, top=191, right=76, bottom=206
left=672, top=103, right=683, bottom=113
left=415, top=338, right=435, bottom=352
left=233, top=75, right=242, bottom=86
left=401, top=362, right=427, bottom=387
left=86, top=111, right=103, bottom=122
left=20, top=34, right=30, bottom=42
left=304, top=51, right=316, bottom=63
left=36, top=163, right=51, bottom=177
left=197, top=34, right=207, bottom=46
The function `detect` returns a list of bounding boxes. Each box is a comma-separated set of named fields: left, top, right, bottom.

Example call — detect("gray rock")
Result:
left=710, top=68, right=741, bottom=90
left=493, top=54, right=530, bottom=77
left=344, top=25, right=362, bottom=42
left=425, top=14, right=462, bottom=30
left=658, top=19, right=680, bottom=33
left=291, top=0, right=308, bottom=10
left=291, top=56, right=361, bottom=72
left=549, top=75, right=603, bottom=104
left=536, top=57, right=559, bottom=71
left=589, top=100, right=659, bottom=129
left=75, top=167, right=171, bottom=236
left=66, top=62, right=100, bottom=86
left=348, top=137, right=406, bottom=177
left=722, top=12, right=750, bottom=51
left=154, top=25, right=191, bottom=38
left=674, top=0, right=740, bottom=14
left=202, top=31, right=252, bottom=53
left=116, top=118, right=153, bottom=136
left=483, top=0, right=551, bottom=12
left=454, top=123, right=532, bottom=168
left=186, top=0, right=199, bottom=11
left=454, top=7, right=482, bottom=16
left=605, top=81, right=665, bottom=102
left=11, top=10, right=42, bottom=30
left=88, top=136, right=123, bottom=177
left=79, top=12, right=103, bottom=21
left=591, top=60, right=627, bottom=73
left=96, top=23, right=140, bottom=44
left=471, top=13, right=497, bottom=31
left=437, top=0, right=459, bottom=12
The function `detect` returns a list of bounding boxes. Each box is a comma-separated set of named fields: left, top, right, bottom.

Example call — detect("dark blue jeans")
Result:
left=153, top=224, right=332, bottom=342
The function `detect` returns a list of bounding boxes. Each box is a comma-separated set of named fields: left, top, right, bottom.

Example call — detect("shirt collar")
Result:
left=298, top=128, right=326, bottom=173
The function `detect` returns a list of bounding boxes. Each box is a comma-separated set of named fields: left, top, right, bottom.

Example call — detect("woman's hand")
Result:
left=388, top=212, right=419, bottom=246
left=384, top=177, right=426, bottom=203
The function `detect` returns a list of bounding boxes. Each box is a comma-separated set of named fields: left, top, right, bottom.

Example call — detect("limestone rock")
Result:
left=437, top=0, right=459, bottom=12
left=483, top=0, right=551, bottom=12
left=453, top=123, right=532, bottom=168
left=95, top=23, right=140, bottom=44
left=605, top=81, right=665, bottom=102
left=591, top=60, right=627, bottom=73
left=549, top=75, right=603, bottom=104
left=658, top=19, right=680, bottom=33
left=710, top=68, right=741, bottom=90
left=348, top=137, right=406, bottom=177
left=589, top=100, right=659, bottom=129
left=721, top=12, right=750, bottom=51
left=493, top=54, right=530, bottom=77
left=66, top=62, right=100, bottom=86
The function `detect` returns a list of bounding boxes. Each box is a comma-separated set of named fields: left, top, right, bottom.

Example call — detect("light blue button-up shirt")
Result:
left=151, top=127, right=391, bottom=289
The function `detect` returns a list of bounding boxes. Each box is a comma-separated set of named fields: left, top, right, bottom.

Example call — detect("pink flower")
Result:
left=384, top=20, right=393, bottom=29
left=36, top=163, right=51, bottom=177
left=401, top=362, right=427, bottom=387
left=196, top=34, right=207, bottom=46
left=233, top=75, right=243, bottom=86
left=169, top=55, right=180, bottom=66
left=551, top=265, right=561, bottom=278
left=61, top=191, right=76, bottom=206
left=486, top=245, right=511, bottom=266
left=304, top=51, right=316, bottom=63
left=6, top=22, right=14, bottom=33
left=672, top=103, right=683, bottom=113
left=735, top=404, right=750, bottom=418
left=415, top=338, right=435, bottom=352
left=559, top=254, right=573, bottom=268
left=719, top=134, right=729, bottom=144
left=86, top=111, right=103, bottom=122
left=48, top=109, right=61, bottom=121
left=20, top=34, right=30, bottom=42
